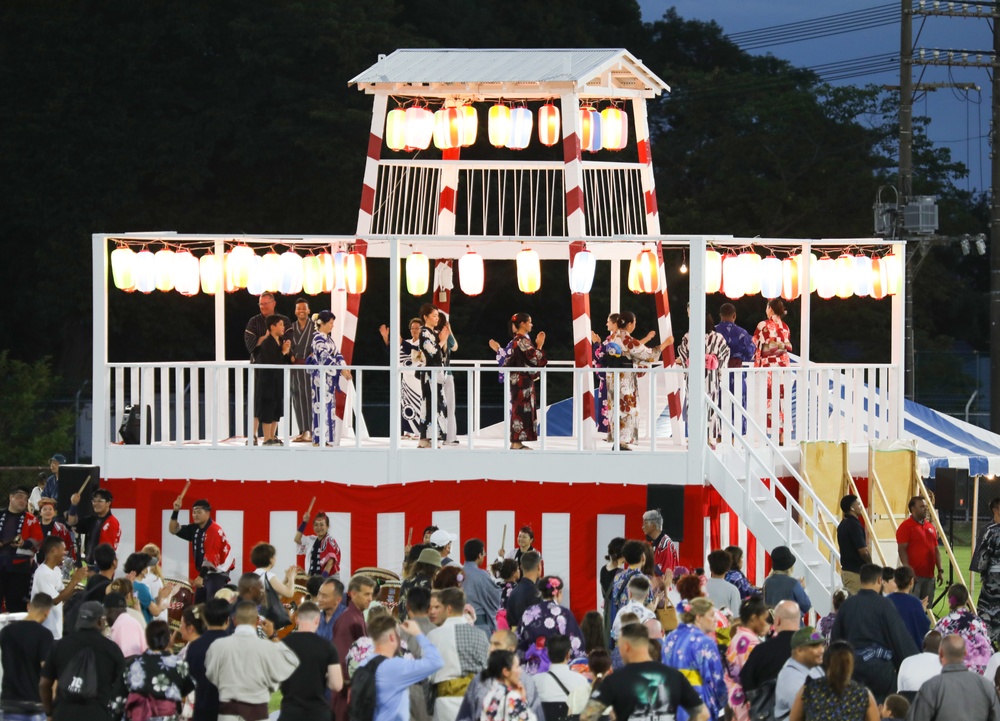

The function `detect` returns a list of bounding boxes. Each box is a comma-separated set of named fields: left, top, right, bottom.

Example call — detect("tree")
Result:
left=0, top=352, right=74, bottom=466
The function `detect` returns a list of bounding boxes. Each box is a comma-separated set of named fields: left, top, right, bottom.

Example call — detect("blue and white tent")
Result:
left=904, top=399, right=1000, bottom=478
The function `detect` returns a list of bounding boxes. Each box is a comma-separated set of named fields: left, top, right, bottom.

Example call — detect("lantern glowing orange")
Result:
left=227, top=245, right=254, bottom=289
left=627, top=255, right=641, bottom=293
left=199, top=253, right=221, bottom=295
left=318, top=252, right=335, bottom=293
left=834, top=254, right=854, bottom=299
left=458, top=250, right=484, bottom=295
left=884, top=254, right=902, bottom=295
left=580, top=106, right=601, bottom=153
left=345, top=251, right=367, bottom=294
left=781, top=257, right=800, bottom=301
left=111, top=247, right=136, bottom=292
left=516, top=248, right=541, bottom=293
left=261, top=251, right=282, bottom=293
left=635, top=248, right=659, bottom=293
left=406, top=251, right=430, bottom=295
left=705, top=250, right=722, bottom=294
left=538, top=102, right=560, bottom=146
left=740, top=251, right=762, bottom=296
left=385, top=108, right=407, bottom=151
left=488, top=103, right=511, bottom=148
left=461, top=105, right=478, bottom=147
left=870, top=257, right=889, bottom=299
left=433, top=107, right=465, bottom=150
left=600, top=106, right=627, bottom=151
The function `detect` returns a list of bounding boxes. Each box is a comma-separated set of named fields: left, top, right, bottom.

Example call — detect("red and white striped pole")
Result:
left=433, top=146, right=460, bottom=315
left=561, top=94, right=596, bottom=441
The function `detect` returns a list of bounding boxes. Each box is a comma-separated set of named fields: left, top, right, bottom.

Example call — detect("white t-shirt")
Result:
left=31, top=563, right=65, bottom=640
left=985, top=652, right=1000, bottom=684
left=896, top=652, right=942, bottom=692
left=535, top=664, right=591, bottom=713
left=144, top=573, right=169, bottom=622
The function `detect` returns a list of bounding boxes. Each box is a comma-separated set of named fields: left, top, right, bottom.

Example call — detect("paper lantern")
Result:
left=760, top=256, right=782, bottom=299
left=317, top=252, right=335, bottom=293
left=853, top=255, right=872, bottom=298
left=722, top=253, right=742, bottom=299
left=433, top=107, right=464, bottom=150
left=404, top=105, right=433, bottom=151
left=385, top=108, right=407, bottom=151
left=538, top=102, right=560, bottom=146
left=580, top=106, right=602, bottom=152
left=704, top=250, right=722, bottom=294
left=246, top=254, right=265, bottom=296
left=134, top=249, right=156, bottom=294
left=885, top=254, right=902, bottom=295
left=806, top=252, right=819, bottom=292
left=627, top=255, right=641, bottom=293
left=815, top=256, right=836, bottom=299
left=516, top=248, right=541, bottom=293
left=221, top=253, right=238, bottom=293
left=600, top=107, right=628, bottom=151
left=870, top=257, right=889, bottom=299
left=461, top=105, right=478, bottom=147
left=781, top=257, right=800, bottom=301
left=488, top=103, right=511, bottom=148
left=345, top=251, right=367, bottom=294
left=261, top=251, right=282, bottom=293
left=634, top=248, right=659, bottom=294
left=507, top=107, right=532, bottom=150
left=279, top=250, right=303, bottom=295
left=834, top=254, right=854, bottom=299
left=173, top=250, right=200, bottom=296
left=406, top=251, right=430, bottom=295
left=154, top=249, right=175, bottom=292
left=302, top=256, right=323, bottom=295
left=227, top=245, right=254, bottom=289
left=333, top=250, right=348, bottom=291
left=458, top=250, right=484, bottom=295
left=569, top=249, right=596, bottom=294
left=199, top=253, right=221, bottom=295
left=738, top=251, right=761, bottom=296
left=110, top=247, right=136, bottom=291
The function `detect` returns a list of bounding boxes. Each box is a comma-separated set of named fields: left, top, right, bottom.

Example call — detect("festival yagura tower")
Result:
left=344, top=48, right=680, bottom=436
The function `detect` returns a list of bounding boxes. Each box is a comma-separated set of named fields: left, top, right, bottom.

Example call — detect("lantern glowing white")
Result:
left=261, top=251, right=282, bottom=293
left=333, top=250, right=348, bottom=291
left=580, top=106, right=602, bottom=153
left=461, top=105, right=478, bottom=146
left=227, top=245, right=254, bottom=289
left=488, top=103, right=511, bottom=148
left=199, top=253, right=221, bottom=295
left=569, top=249, right=596, bottom=294
left=781, top=257, right=800, bottom=301
left=516, top=248, right=541, bottom=293
left=111, top=247, right=136, bottom=291
left=345, top=251, right=367, bottom=294
left=722, top=253, right=743, bottom=299
left=870, top=257, right=889, bottom=299
left=406, top=251, right=430, bottom=295
left=853, top=255, right=872, bottom=298
left=433, top=107, right=464, bottom=150
left=507, top=107, right=532, bottom=150
left=173, top=250, right=200, bottom=296
left=134, top=249, right=156, bottom=294
left=404, top=105, right=433, bottom=151
left=600, top=106, right=627, bottom=151
left=458, top=250, right=484, bottom=295
left=302, top=255, right=323, bottom=295
left=814, top=256, right=837, bottom=299
left=704, top=250, right=722, bottom=294
left=760, top=256, right=782, bottom=299
left=279, top=250, right=303, bottom=295
left=154, top=249, right=175, bottom=292
left=385, top=108, right=407, bottom=151
left=834, top=254, right=854, bottom=299
left=739, top=252, right=761, bottom=296
left=635, top=248, right=659, bottom=293
left=246, top=254, right=266, bottom=296
left=884, top=254, right=902, bottom=295
left=538, top=102, right=560, bottom=146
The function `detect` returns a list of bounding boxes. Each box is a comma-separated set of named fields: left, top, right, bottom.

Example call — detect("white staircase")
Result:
left=705, top=394, right=843, bottom=616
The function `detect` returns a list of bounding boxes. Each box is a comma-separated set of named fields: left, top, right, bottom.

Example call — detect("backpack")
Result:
left=58, top=646, right=99, bottom=701
left=745, top=678, right=776, bottom=721
left=349, top=655, right=388, bottom=721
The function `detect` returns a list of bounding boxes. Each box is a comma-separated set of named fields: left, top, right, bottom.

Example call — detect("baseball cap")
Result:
left=790, top=626, right=825, bottom=649
left=50, top=454, right=67, bottom=464
left=76, top=601, right=107, bottom=629
left=429, top=529, right=457, bottom=548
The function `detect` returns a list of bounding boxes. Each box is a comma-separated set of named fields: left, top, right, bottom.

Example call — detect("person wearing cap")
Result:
left=399, top=548, right=442, bottom=621
left=287, top=297, right=315, bottom=443
left=30, top=535, right=88, bottom=640
left=430, top=528, right=459, bottom=566
left=307, top=308, right=352, bottom=447
left=774, top=626, right=826, bottom=721
left=763, top=545, right=812, bottom=615
left=35, top=496, right=76, bottom=565
left=838, top=494, right=872, bottom=595
left=104, top=592, right=148, bottom=657
left=642, top=509, right=679, bottom=577
left=169, top=496, right=236, bottom=603
left=41, top=453, right=66, bottom=503
left=66, top=488, right=121, bottom=565
left=40, top=600, right=127, bottom=720
left=0, top=485, right=43, bottom=613
left=831, top=563, right=919, bottom=703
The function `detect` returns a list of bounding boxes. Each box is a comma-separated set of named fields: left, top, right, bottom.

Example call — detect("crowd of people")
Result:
left=243, top=292, right=794, bottom=450
left=3, top=483, right=1000, bottom=721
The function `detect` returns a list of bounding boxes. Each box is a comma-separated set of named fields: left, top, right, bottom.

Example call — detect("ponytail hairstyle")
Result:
left=608, top=313, right=625, bottom=330
left=511, top=312, right=531, bottom=336
left=312, top=309, right=335, bottom=329
left=618, top=311, right=636, bottom=326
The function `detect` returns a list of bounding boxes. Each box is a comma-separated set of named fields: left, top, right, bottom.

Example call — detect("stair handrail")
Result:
left=706, top=392, right=842, bottom=591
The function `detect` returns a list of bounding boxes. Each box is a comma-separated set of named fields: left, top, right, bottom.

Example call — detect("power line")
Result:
left=726, top=3, right=899, bottom=49
left=726, top=3, right=896, bottom=39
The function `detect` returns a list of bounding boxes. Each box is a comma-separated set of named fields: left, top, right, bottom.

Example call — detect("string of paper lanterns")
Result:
left=385, top=99, right=629, bottom=153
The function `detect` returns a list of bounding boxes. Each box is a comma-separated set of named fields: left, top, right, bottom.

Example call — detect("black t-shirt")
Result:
left=280, top=632, right=340, bottom=720
left=505, top=577, right=541, bottom=628
left=0, top=620, right=54, bottom=712
left=600, top=566, right=622, bottom=599
left=739, top=631, right=793, bottom=692
left=593, top=661, right=703, bottom=721
left=41, top=628, right=126, bottom=721
left=186, top=629, right=228, bottom=721
left=837, top=516, right=868, bottom=573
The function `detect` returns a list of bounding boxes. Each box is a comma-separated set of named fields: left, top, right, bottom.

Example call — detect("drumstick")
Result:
left=407, top=527, right=413, bottom=545
left=77, top=476, right=92, bottom=496
left=500, top=524, right=507, bottom=552
left=178, top=480, right=192, bottom=503
left=305, top=496, right=316, bottom=518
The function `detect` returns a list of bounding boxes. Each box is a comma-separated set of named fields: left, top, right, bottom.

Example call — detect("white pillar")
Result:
left=798, top=242, right=812, bottom=442
left=891, top=242, right=906, bottom=437
left=92, top=235, right=107, bottom=470
left=688, top=236, right=707, bottom=485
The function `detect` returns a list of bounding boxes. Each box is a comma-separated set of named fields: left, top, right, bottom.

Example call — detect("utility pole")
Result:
left=992, top=15, right=1000, bottom=431
left=900, top=0, right=915, bottom=399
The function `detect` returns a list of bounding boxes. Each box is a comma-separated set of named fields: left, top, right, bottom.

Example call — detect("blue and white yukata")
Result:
left=307, top=331, right=344, bottom=445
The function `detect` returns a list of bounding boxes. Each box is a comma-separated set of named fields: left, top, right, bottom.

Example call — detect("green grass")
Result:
left=930, top=542, right=973, bottom=619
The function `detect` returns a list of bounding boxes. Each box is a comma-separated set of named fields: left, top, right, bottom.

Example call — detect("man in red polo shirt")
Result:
left=896, top=496, right=944, bottom=603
